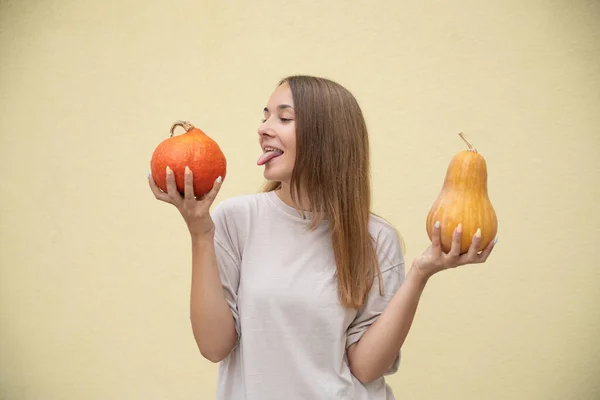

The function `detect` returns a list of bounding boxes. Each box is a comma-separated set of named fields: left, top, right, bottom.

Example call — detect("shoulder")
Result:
left=368, top=213, right=402, bottom=250
left=368, top=213, right=405, bottom=271
left=210, top=193, right=270, bottom=256
left=211, top=191, right=279, bottom=238
left=211, top=192, right=269, bottom=220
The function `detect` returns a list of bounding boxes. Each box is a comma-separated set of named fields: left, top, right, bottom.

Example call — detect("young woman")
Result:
left=148, top=75, right=496, bottom=399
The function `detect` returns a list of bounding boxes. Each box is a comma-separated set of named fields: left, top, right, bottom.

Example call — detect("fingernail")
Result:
left=475, top=228, right=481, bottom=238
left=456, top=223, right=463, bottom=233
left=185, top=166, right=191, bottom=174
left=146, top=171, right=151, bottom=179
left=493, top=236, right=498, bottom=245
left=434, top=221, right=440, bottom=228
left=166, top=166, right=172, bottom=175
left=216, top=176, right=222, bottom=183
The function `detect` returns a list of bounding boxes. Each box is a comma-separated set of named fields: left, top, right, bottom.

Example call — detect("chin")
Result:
left=263, top=169, right=290, bottom=184
left=263, top=173, right=283, bottom=182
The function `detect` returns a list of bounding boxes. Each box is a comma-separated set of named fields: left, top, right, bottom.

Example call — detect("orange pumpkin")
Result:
left=426, top=133, right=497, bottom=254
left=150, top=121, right=226, bottom=198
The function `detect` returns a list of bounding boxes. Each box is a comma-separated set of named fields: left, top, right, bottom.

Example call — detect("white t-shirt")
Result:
left=210, top=190, right=406, bottom=399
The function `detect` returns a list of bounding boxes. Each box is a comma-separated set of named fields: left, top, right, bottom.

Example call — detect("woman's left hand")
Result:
left=412, top=222, right=497, bottom=281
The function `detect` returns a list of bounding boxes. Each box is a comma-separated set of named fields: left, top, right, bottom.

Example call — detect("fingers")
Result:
left=165, top=166, right=182, bottom=205
left=459, top=230, right=496, bottom=266
left=182, top=167, right=223, bottom=204
left=184, top=166, right=195, bottom=201
left=431, top=220, right=442, bottom=258
left=466, top=228, right=482, bottom=260
left=477, top=236, right=497, bottom=262
left=201, top=175, right=224, bottom=204
left=447, top=223, right=463, bottom=260
left=148, top=172, right=172, bottom=203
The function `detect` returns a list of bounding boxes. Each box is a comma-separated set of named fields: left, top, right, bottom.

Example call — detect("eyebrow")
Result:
left=263, top=104, right=295, bottom=112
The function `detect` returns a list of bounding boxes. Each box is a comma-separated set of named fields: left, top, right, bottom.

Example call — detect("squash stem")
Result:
left=458, top=132, right=477, bottom=152
left=170, top=121, right=195, bottom=137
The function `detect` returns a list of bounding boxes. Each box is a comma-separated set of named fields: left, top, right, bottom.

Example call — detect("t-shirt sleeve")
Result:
left=211, top=201, right=243, bottom=347
left=345, top=223, right=406, bottom=375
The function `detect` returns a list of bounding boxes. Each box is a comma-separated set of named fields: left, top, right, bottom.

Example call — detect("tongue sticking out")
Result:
left=257, top=150, right=283, bottom=166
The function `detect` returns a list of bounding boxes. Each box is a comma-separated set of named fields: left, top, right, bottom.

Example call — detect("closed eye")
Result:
left=261, top=117, right=294, bottom=123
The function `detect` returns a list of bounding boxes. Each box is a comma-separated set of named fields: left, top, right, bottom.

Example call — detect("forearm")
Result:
left=348, top=264, right=429, bottom=383
left=189, top=233, right=237, bottom=362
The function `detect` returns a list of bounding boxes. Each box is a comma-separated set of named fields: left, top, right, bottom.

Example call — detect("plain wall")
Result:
left=1, top=0, right=599, bottom=399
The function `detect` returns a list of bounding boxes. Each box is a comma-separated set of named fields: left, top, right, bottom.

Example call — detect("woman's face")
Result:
left=257, top=82, right=297, bottom=185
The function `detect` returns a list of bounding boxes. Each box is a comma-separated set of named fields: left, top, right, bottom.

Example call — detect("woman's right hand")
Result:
left=148, top=166, right=223, bottom=238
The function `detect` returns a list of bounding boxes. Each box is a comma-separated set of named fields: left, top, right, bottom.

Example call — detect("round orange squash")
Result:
left=150, top=120, right=226, bottom=198
left=426, top=133, right=497, bottom=254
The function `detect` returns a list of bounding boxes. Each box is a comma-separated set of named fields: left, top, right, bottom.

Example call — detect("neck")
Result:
left=276, top=181, right=312, bottom=212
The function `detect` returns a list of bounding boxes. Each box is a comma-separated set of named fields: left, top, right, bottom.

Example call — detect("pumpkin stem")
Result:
left=170, top=121, right=195, bottom=137
left=458, top=132, right=477, bottom=152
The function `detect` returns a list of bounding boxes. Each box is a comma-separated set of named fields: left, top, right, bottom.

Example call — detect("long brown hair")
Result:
left=262, top=75, right=383, bottom=310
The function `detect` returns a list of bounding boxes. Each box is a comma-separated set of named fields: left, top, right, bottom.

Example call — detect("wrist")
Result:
left=190, top=230, right=215, bottom=243
left=188, top=219, right=216, bottom=241
left=408, top=262, right=431, bottom=288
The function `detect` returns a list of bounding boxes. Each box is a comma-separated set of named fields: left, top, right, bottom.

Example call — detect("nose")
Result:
left=257, top=120, right=274, bottom=138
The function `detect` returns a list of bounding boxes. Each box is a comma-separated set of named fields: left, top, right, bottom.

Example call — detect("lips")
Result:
left=257, top=146, right=284, bottom=166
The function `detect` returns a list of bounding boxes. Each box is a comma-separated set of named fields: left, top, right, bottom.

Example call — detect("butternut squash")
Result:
left=426, top=133, right=497, bottom=254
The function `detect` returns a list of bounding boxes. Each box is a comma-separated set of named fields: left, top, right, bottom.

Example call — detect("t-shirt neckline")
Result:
left=265, top=190, right=328, bottom=221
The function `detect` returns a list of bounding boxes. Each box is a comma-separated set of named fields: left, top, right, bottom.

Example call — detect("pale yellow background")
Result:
left=1, top=0, right=599, bottom=399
